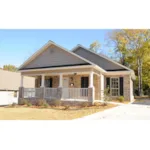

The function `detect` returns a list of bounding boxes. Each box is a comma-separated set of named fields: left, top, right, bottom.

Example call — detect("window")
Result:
left=45, top=78, right=53, bottom=87
left=110, top=78, right=119, bottom=96
left=81, top=77, right=89, bottom=88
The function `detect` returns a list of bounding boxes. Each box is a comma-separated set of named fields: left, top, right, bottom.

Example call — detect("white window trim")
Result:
left=110, top=77, right=120, bottom=97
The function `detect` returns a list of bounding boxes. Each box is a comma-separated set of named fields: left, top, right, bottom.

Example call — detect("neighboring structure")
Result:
left=0, top=69, right=35, bottom=105
left=18, top=41, right=135, bottom=103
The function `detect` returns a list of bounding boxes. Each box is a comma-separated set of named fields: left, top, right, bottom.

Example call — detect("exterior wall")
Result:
left=74, top=47, right=126, bottom=71
left=35, top=76, right=59, bottom=88
left=24, top=45, right=87, bottom=69
left=104, top=75, right=132, bottom=101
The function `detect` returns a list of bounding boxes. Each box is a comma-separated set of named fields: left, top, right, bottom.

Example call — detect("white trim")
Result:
left=19, top=41, right=97, bottom=70
left=104, top=71, right=131, bottom=76
left=25, top=71, right=93, bottom=77
left=19, top=65, right=94, bottom=72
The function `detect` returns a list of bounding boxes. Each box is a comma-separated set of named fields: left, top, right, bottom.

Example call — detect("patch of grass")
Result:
left=0, top=103, right=116, bottom=120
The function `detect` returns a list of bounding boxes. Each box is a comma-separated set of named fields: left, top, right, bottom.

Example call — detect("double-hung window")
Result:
left=110, top=78, right=119, bottom=96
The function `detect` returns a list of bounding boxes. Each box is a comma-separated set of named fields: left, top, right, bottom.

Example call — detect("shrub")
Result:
left=81, top=102, right=89, bottom=108
left=43, top=103, right=49, bottom=108
left=148, top=89, right=150, bottom=98
left=37, top=99, right=47, bottom=106
left=117, top=96, right=124, bottom=102
left=11, top=102, right=17, bottom=107
left=19, top=99, right=28, bottom=105
left=93, top=102, right=100, bottom=106
left=102, top=87, right=111, bottom=106
left=27, top=102, right=32, bottom=107
left=50, top=99, right=61, bottom=107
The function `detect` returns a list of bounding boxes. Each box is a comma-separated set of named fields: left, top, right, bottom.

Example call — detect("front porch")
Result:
left=19, top=70, right=105, bottom=104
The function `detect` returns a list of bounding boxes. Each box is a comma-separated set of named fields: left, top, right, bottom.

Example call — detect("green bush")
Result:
left=50, top=99, right=61, bottom=107
left=27, top=102, right=32, bottom=107
left=81, top=102, right=89, bottom=108
left=19, top=99, right=28, bottom=105
left=43, top=103, right=49, bottom=108
left=148, top=89, right=150, bottom=98
left=117, top=96, right=124, bottom=102
left=37, top=99, right=47, bottom=106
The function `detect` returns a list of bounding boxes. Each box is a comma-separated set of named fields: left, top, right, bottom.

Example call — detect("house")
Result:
left=0, top=69, right=35, bottom=105
left=18, top=41, right=135, bottom=103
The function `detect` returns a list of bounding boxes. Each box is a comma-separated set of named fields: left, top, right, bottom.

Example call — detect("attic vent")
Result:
left=49, top=49, right=54, bottom=54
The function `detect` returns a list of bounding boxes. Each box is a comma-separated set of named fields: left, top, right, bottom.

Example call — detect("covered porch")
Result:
left=19, top=67, right=105, bottom=104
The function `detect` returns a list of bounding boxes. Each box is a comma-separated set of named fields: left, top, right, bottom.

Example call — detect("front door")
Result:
left=63, top=77, right=69, bottom=98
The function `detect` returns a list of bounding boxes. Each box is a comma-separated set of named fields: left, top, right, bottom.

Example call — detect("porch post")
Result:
left=59, top=73, right=63, bottom=87
left=40, top=74, right=45, bottom=99
left=89, top=72, right=94, bottom=88
left=88, top=71, right=95, bottom=104
left=41, top=74, right=45, bottom=87
left=19, top=75, right=24, bottom=103
left=57, top=73, right=63, bottom=100
left=100, top=73, right=104, bottom=101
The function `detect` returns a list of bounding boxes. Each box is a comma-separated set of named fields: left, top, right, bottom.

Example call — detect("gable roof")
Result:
left=72, top=44, right=134, bottom=71
left=72, top=44, right=136, bottom=79
left=18, top=41, right=105, bottom=73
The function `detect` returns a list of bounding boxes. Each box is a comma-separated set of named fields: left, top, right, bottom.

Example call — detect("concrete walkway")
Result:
left=76, top=102, right=150, bottom=120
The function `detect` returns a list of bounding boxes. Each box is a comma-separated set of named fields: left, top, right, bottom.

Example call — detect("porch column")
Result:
left=88, top=71, right=95, bottom=104
left=100, top=73, right=104, bottom=101
left=59, top=73, right=63, bottom=87
left=89, top=71, right=94, bottom=88
left=57, top=73, right=63, bottom=100
left=19, top=75, right=24, bottom=102
left=20, top=75, right=24, bottom=87
left=41, top=74, right=45, bottom=87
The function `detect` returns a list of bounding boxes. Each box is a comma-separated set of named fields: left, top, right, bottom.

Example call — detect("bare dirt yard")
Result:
left=0, top=104, right=116, bottom=120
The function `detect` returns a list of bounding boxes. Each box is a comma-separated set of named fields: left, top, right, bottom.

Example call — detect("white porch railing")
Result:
left=44, top=88, right=58, bottom=99
left=62, top=88, right=88, bottom=101
left=23, top=88, right=42, bottom=98
left=23, top=87, right=88, bottom=101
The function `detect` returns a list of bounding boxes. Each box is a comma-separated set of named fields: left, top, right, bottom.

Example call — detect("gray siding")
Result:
left=24, top=45, right=87, bottom=69
left=74, top=47, right=126, bottom=71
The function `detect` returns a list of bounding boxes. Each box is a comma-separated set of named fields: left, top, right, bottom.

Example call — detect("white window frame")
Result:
left=110, top=77, right=120, bottom=96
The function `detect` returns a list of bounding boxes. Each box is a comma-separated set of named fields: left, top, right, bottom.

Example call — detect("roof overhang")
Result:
left=104, top=70, right=136, bottom=80
left=19, top=64, right=100, bottom=72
